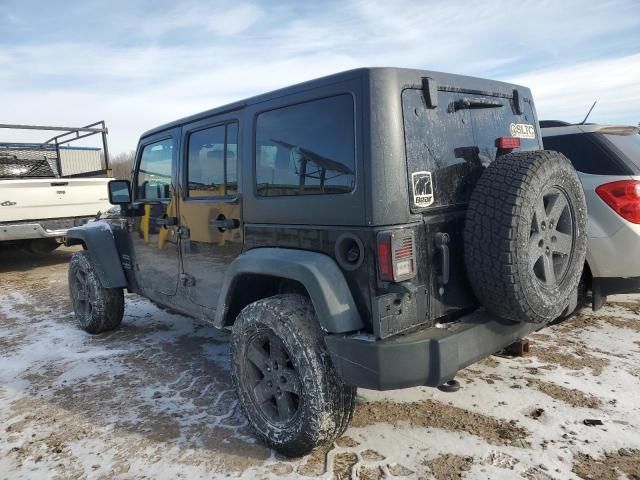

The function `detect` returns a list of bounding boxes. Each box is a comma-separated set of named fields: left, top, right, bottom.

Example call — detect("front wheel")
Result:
left=230, top=294, right=356, bottom=457
left=68, top=251, right=124, bottom=334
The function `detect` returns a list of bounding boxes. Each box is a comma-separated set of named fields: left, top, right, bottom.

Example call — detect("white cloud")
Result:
left=138, top=2, right=264, bottom=38
left=0, top=0, right=638, bottom=152
left=507, top=53, right=640, bottom=124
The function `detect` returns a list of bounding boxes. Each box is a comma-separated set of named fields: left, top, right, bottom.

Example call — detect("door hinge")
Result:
left=180, top=273, right=195, bottom=287
left=177, top=225, right=190, bottom=239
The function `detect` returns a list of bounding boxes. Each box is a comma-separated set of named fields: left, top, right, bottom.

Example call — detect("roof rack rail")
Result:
left=0, top=121, right=109, bottom=178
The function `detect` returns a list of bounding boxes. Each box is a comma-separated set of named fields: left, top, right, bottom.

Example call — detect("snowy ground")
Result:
left=1, top=246, right=639, bottom=480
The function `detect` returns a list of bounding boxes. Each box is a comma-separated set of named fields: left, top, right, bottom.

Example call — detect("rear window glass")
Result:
left=255, top=94, right=355, bottom=196
left=601, top=132, right=640, bottom=169
left=0, top=153, right=57, bottom=178
left=402, top=88, right=538, bottom=210
left=542, top=133, right=629, bottom=175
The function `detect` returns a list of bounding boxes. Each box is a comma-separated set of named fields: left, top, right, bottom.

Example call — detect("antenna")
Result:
left=579, top=100, right=597, bottom=125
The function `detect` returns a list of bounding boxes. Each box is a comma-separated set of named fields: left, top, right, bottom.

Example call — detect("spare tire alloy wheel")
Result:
left=529, top=187, right=574, bottom=287
left=464, top=150, right=588, bottom=324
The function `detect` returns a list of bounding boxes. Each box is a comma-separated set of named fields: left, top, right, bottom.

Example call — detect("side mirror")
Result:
left=108, top=179, right=132, bottom=205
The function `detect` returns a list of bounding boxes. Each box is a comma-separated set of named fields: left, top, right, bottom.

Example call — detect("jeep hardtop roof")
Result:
left=141, top=67, right=533, bottom=139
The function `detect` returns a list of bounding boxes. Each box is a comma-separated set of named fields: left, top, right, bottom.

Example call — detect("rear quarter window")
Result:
left=254, top=94, right=356, bottom=196
left=600, top=132, right=640, bottom=172
left=542, top=133, right=630, bottom=175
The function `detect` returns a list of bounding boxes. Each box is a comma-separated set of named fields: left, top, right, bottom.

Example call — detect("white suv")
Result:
left=541, top=121, right=640, bottom=310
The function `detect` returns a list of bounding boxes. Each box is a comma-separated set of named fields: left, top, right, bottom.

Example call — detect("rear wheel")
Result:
left=24, top=238, right=60, bottom=257
left=68, top=251, right=124, bottom=334
left=464, top=150, right=587, bottom=323
left=230, top=294, right=356, bottom=457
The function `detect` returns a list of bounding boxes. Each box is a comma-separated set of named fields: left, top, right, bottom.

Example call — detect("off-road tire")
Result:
left=558, top=267, right=589, bottom=320
left=230, top=294, right=356, bottom=457
left=464, top=150, right=587, bottom=323
left=24, top=238, right=60, bottom=257
left=68, top=251, right=124, bottom=334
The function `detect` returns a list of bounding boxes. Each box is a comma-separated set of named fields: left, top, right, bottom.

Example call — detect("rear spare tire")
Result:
left=464, top=150, right=587, bottom=323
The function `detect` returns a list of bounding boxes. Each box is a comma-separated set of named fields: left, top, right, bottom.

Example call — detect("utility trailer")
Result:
left=0, top=121, right=113, bottom=255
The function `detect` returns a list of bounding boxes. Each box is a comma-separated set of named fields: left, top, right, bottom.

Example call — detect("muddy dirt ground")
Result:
left=1, top=246, right=639, bottom=479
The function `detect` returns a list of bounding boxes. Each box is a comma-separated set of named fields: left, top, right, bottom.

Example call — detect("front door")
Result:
left=178, top=120, right=243, bottom=311
left=130, top=133, right=181, bottom=298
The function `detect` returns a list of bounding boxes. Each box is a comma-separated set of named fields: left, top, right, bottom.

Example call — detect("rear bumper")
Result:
left=587, top=224, right=640, bottom=278
left=593, top=276, right=640, bottom=298
left=0, top=217, right=93, bottom=241
left=326, top=310, right=539, bottom=390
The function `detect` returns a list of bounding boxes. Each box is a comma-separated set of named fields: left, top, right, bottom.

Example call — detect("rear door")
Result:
left=402, top=87, right=540, bottom=319
left=178, top=116, right=243, bottom=312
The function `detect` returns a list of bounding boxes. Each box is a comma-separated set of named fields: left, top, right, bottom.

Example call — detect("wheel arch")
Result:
left=215, top=248, right=364, bottom=333
left=65, top=222, right=127, bottom=289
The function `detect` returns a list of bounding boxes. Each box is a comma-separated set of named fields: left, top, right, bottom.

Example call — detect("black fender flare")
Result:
left=65, top=222, right=127, bottom=289
left=215, top=248, right=364, bottom=333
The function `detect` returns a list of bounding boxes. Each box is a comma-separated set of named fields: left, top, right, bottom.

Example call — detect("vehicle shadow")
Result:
left=0, top=245, right=78, bottom=274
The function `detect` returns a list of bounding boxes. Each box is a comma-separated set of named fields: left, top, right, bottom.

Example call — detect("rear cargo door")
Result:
left=402, top=87, right=540, bottom=320
left=403, top=88, right=540, bottom=211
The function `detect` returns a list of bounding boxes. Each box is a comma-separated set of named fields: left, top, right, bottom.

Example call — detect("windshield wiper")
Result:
left=450, top=98, right=504, bottom=112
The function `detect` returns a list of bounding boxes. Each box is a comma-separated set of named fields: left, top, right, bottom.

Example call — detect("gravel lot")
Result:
left=1, top=246, right=639, bottom=479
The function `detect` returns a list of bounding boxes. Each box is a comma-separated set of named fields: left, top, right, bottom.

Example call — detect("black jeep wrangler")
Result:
left=66, top=68, right=587, bottom=456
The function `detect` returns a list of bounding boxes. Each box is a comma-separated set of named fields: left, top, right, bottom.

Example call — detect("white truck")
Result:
left=0, top=122, right=113, bottom=255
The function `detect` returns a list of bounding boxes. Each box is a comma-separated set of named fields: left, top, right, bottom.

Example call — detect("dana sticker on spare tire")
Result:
left=510, top=123, right=536, bottom=139
left=412, top=171, right=434, bottom=207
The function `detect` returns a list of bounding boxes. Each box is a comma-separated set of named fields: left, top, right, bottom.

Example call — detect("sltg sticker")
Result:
left=411, top=171, right=434, bottom=207
left=510, top=123, right=536, bottom=139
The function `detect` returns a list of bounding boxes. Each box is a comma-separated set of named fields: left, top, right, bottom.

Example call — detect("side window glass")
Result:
left=543, top=133, right=627, bottom=175
left=187, top=122, right=238, bottom=197
left=135, top=138, right=174, bottom=200
left=255, top=94, right=355, bottom=196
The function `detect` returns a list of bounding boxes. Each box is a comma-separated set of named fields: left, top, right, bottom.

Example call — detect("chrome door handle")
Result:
left=153, top=216, right=178, bottom=228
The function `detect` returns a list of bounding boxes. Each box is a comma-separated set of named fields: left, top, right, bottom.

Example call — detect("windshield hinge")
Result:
left=180, top=273, right=195, bottom=287
left=177, top=225, right=190, bottom=239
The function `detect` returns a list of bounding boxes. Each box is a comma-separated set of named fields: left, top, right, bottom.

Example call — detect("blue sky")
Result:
left=0, top=0, right=638, bottom=153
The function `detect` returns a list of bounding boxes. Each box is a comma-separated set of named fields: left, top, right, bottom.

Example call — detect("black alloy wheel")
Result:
left=245, top=330, right=302, bottom=425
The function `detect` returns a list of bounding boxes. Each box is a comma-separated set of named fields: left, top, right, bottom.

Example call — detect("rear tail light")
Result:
left=595, top=180, right=640, bottom=224
left=377, top=230, right=416, bottom=282
left=496, top=136, right=521, bottom=149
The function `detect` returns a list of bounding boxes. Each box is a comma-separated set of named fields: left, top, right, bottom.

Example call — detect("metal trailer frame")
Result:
left=0, top=120, right=110, bottom=177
